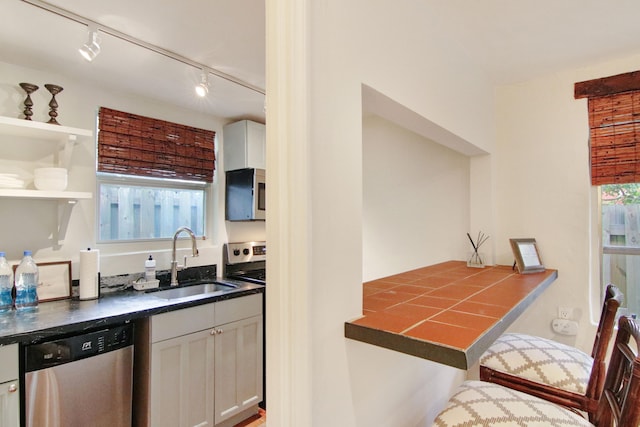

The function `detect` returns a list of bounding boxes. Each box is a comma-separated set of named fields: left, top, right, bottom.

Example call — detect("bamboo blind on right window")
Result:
left=575, top=71, right=640, bottom=185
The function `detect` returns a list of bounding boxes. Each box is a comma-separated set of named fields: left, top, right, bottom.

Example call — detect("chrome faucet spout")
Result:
left=170, top=226, right=199, bottom=286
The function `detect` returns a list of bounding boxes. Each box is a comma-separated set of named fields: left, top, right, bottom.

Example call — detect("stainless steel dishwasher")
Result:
left=24, top=323, right=134, bottom=427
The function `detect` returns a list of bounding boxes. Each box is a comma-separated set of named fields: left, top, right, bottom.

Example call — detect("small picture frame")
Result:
left=509, top=238, right=545, bottom=274
left=13, top=260, right=72, bottom=302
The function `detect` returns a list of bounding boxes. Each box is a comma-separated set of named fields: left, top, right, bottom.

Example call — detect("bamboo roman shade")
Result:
left=575, top=71, right=640, bottom=186
left=98, top=107, right=216, bottom=182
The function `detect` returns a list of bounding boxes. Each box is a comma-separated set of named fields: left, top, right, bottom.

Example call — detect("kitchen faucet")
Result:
left=170, top=226, right=199, bottom=286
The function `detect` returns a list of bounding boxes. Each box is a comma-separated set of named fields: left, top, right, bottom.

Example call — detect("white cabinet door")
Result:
left=0, top=344, right=18, bottom=427
left=214, top=315, right=263, bottom=425
left=245, top=121, right=266, bottom=170
left=140, top=295, right=263, bottom=427
left=0, top=379, right=19, bottom=427
left=223, top=120, right=265, bottom=171
left=150, top=329, right=216, bottom=427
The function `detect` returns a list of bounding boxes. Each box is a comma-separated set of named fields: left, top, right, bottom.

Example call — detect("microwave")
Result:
left=225, top=168, right=265, bottom=221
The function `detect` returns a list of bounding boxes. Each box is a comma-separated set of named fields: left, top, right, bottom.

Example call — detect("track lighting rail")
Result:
left=21, top=0, right=266, bottom=96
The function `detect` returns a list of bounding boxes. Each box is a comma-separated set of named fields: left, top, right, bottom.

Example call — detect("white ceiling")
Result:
left=437, top=0, right=640, bottom=85
left=2, top=0, right=640, bottom=124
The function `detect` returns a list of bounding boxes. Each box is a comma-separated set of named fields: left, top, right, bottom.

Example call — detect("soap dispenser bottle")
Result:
left=145, top=255, right=156, bottom=282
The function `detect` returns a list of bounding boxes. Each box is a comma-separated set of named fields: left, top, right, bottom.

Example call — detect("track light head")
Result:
left=195, top=82, right=208, bottom=97
left=79, top=27, right=101, bottom=62
left=195, top=70, right=209, bottom=97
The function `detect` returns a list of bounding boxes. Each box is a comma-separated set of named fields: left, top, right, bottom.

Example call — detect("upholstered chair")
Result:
left=479, top=284, right=622, bottom=420
left=433, top=315, right=640, bottom=427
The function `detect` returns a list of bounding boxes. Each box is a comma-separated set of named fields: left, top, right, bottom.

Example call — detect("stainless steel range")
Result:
left=223, top=241, right=266, bottom=285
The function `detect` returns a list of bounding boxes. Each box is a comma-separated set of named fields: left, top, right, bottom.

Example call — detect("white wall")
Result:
left=0, top=60, right=265, bottom=278
left=494, top=54, right=640, bottom=351
left=267, top=1, right=640, bottom=425
left=266, top=1, right=495, bottom=426
left=362, top=114, right=470, bottom=281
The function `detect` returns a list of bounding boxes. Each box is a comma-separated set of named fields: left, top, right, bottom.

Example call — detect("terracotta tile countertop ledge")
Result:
left=344, top=261, right=558, bottom=370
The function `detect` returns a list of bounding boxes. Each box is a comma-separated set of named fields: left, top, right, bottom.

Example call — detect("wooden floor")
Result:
left=233, top=409, right=266, bottom=427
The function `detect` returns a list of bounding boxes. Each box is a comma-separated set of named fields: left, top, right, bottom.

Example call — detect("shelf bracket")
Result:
left=59, top=134, right=77, bottom=169
left=55, top=199, right=77, bottom=247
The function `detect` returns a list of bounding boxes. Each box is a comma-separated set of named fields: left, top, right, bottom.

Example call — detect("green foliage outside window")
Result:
left=602, top=183, right=640, bottom=205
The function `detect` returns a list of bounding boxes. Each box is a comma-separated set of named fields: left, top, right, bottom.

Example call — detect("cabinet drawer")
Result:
left=215, top=293, right=263, bottom=326
left=0, top=344, right=18, bottom=383
left=151, top=303, right=216, bottom=343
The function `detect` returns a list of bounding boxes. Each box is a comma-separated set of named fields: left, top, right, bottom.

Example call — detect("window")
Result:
left=96, top=107, right=215, bottom=242
left=576, top=71, right=640, bottom=317
left=98, top=174, right=206, bottom=242
left=601, top=184, right=640, bottom=316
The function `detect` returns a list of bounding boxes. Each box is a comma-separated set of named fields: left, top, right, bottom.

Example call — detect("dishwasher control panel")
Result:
left=25, top=323, right=133, bottom=371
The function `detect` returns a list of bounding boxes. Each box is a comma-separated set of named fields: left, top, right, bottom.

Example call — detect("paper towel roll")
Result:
left=79, top=248, right=100, bottom=300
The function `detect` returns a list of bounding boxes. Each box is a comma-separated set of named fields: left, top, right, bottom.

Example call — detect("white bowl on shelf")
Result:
left=34, top=167, right=67, bottom=191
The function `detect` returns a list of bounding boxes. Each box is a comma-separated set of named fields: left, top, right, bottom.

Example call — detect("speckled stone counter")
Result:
left=0, top=280, right=264, bottom=346
left=345, top=261, right=557, bottom=369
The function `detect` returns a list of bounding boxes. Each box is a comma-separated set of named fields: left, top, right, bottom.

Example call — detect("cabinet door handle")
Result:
left=8, top=383, right=17, bottom=393
left=210, top=328, right=223, bottom=335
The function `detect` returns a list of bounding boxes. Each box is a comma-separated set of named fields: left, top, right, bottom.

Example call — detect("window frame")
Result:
left=599, top=184, right=640, bottom=318
left=96, top=172, right=208, bottom=244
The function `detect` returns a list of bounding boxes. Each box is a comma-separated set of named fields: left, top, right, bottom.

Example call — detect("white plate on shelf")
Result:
left=0, top=174, right=25, bottom=189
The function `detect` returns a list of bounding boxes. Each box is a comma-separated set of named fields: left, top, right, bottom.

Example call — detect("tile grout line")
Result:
left=377, top=268, right=519, bottom=334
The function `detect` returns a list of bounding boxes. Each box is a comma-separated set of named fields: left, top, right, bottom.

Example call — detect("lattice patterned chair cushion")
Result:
left=480, top=333, right=593, bottom=394
left=433, top=380, right=593, bottom=427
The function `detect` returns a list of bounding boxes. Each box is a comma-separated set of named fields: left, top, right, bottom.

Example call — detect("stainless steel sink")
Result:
left=150, top=282, right=237, bottom=300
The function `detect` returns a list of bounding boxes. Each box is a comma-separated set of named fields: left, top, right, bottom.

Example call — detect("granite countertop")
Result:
left=345, top=261, right=557, bottom=369
left=0, top=280, right=264, bottom=346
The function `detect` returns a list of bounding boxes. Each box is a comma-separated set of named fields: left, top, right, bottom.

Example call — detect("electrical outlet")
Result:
left=552, top=319, right=579, bottom=336
left=558, top=306, right=573, bottom=319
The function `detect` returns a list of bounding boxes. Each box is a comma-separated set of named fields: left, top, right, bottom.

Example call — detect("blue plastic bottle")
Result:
left=0, top=252, right=13, bottom=311
left=14, top=250, right=38, bottom=310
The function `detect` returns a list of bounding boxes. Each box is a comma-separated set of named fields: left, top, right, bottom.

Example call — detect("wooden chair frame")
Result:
left=479, top=284, right=623, bottom=420
left=594, top=316, right=640, bottom=427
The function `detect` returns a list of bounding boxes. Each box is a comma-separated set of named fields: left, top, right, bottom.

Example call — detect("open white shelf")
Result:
left=0, top=115, right=92, bottom=141
left=0, top=189, right=92, bottom=200
left=0, top=115, right=94, bottom=246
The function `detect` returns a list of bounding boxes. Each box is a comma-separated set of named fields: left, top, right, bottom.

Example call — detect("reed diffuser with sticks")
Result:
left=467, top=231, right=489, bottom=268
